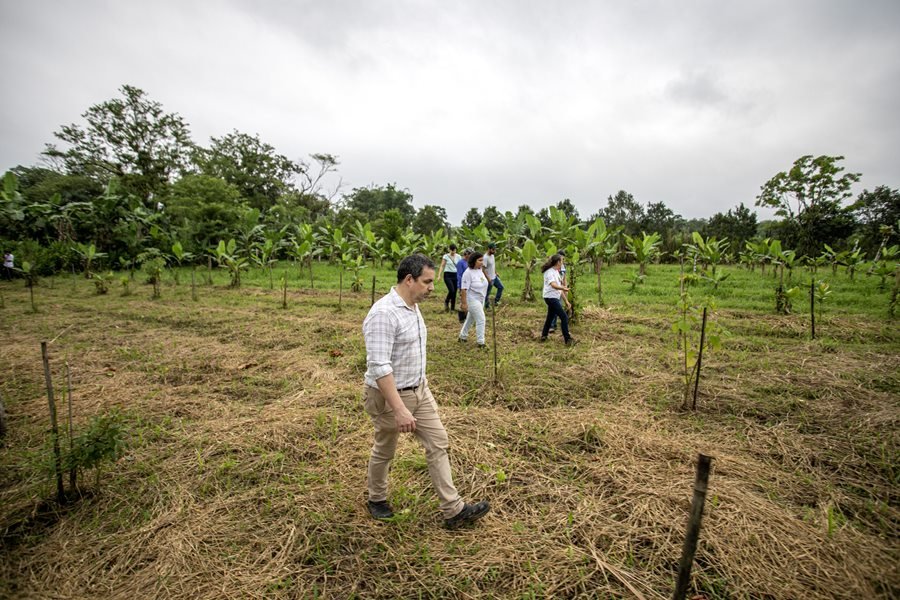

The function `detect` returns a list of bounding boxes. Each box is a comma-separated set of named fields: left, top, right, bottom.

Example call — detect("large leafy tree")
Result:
left=704, top=203, right=758, bottom=253
left=42, top=85, right=195, bottom=204
left=194, top=130, right=300, bottom=212
left=411, top=204, right=449, bottom=235
left=165, top=174, right=245, bottom=253
left=462, top=207, right=482, bottom=229
left=851, top=185, right=900, bottom=254
left=755, top=155, right=860, bottom=256
left=597, top=190, right=645, bottom=236
left=345, top=184, right=415, bottom=226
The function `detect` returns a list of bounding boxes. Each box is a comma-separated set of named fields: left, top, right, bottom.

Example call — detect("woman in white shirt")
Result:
left=437, top=244, right=460, bottom=312
left=541, top=254, right=576, bottom=345
left=459, top=252, right=489, bottom=347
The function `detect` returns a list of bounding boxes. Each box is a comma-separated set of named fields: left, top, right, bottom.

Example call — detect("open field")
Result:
left=1, top=263, right=898, bottom=599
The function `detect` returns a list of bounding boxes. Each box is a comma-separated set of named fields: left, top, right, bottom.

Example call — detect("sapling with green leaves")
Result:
left=624, top=231, right=662, bottom=276
left=93, top=271, right=112, bottom=295
left=672, top=275, right=723, bottom=410
left=212, top=239, right=248, bottom=288
left=515, top=238, right=539, bottom=301
left=843, top=243, right=865, bottom=280
left=871, top=245, right=898, bottom=290
left=169, top=241, right=194, bottom=285
left=252, top=237, right=279, bottom=289
left=623, top=270, right=645, bottom=291
left=17, top=260, right=38, bottom=312
left=74, top=242, right=105, bottom=279
left=290, top=223, right=320, bottom=288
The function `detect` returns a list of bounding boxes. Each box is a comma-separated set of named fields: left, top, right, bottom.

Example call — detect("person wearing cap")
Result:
left=548, top=249, right=568, bottom=332
left=482, top=243, right=504, bottom=308
left=455, top=249, right=472, bottom=323
left=362, top=253, right=490, bottom=528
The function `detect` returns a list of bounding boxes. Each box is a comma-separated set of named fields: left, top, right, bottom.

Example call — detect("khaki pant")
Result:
left=364, top=382, right=464, bottom=519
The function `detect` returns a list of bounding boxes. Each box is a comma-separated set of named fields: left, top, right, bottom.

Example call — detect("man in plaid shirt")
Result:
left=363, top=254, right=490, bottom=529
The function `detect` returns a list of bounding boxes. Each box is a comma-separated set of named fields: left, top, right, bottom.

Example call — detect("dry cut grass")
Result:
left=1, top=279, right=898, bottom=599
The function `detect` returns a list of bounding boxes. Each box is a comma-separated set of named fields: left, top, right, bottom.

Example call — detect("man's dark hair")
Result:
left=397, top=253, right=436, bottom=283
left=467, top=251, right=484, bottom=269
left=449, top=244, right=457, bottom=251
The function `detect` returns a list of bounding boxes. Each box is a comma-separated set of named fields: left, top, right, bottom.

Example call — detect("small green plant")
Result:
left=93, top=271, right=112, bottom=295
left=74, top=242, right=106, bottom=279
left=17, top=260, right=39, bottom=312
left=673, top=274, right=724, bottom=409
left=140, top=254, right=165, bottom=298
left=623, top=270, right=645, bottom=291
left=119, top=275, right=131, bottom=296
left=169, top=241, right=194, bottom=285
left=212, top=239, right=249, bottom=288
left=63, top=410, right=128, bottom=489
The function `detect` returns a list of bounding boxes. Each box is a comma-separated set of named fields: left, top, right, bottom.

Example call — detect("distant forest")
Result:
left=2, top=85, right=898, bottom=276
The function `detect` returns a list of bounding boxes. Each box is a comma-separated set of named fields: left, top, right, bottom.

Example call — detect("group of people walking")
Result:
left=436, top=243, right=575, bottom=347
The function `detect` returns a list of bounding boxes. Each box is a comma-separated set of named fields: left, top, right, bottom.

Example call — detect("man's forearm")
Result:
left=375, top=373, right=408, bottom=414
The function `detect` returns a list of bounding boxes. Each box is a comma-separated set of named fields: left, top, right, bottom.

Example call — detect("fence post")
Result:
left=673, top=453, right=713, bottom=600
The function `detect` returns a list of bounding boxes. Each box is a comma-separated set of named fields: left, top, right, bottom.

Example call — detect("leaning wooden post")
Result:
left=41, top=342, right=65, bottom=503
left=673, top=453, right=713, bottom=600
left=691, top=307, right=708, bottom=410
left=371, top=275, right=376, bottom=306
left=66, top=361, right=77, bottom=492
left=491, top=302, right=498, bottom=384
left=810, top=279, right=816, bottom=340
left=191, top=267, right=198, bottom=301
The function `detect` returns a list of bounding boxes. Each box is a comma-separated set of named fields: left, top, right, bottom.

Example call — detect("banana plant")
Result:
left=291, top=223, right=320, bottom=288
left=623, top=231, right=662, bottom=276
left=213, top=239, right=248, bottom=288
left=74, top=242, right=106, bottom=279
left=583, top=217, right=619, bottom=305
left=169, top=241, right=194, bottom=285
left=420, top=229, right=450, bottom=261
left=872, top=245, right=899, bottom=290
left=689, top=232, right=730, bottom=278
left=843, top=243, right=865, bottom=281
left=350, top=220, right=380, bottom=267
left=820, top=244, right=842, bottom=276
left=745, top=238, right=773, bottom=274
left=513, top=238, right=539, bottom=301
left=252, top=236, right=280, bottom=289
left=388, top=230, right=422, bottom=266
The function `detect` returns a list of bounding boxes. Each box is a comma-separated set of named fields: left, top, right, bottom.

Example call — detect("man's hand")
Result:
left=460, top=302, right=467, bottom=312
left=395, top=409, right=417, bottom=432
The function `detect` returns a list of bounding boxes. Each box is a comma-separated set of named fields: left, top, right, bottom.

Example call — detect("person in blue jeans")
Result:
left=540, top=254, right=576, bottom=346
left=482, top=243, right=504, bottom=307
left=548, top=249, right=567, bottom=332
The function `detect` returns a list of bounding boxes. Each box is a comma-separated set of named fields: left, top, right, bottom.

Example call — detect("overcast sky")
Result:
left=2, top=0, right=899, bottom=224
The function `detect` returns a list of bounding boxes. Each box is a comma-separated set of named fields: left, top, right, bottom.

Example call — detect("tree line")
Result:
left=1, top=85, right=898, bottom=277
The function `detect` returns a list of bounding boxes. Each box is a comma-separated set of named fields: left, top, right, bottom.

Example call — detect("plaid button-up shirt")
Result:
left=363, top=287, right=427, bottom=389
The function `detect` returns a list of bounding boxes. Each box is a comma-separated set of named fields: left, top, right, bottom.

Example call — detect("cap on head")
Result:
left=463, top=248, right=474, bottom=255
left=558, top=249, right=566, bottom=257
left=487, top=243, right=496, bottom=249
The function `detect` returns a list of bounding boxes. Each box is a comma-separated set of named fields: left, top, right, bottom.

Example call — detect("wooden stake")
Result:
left=66, top=361, right=76, bottom=492
left=491, top=301, right=498, bottom=384
left=371, top=275, right=377, bottom=306
left=673, top=453, right=713, bottom=600
left=691, top=307, right=708, bottom=410
left=41, top=342, right=65, bottom=503
left=810, top=280, right=816, bottom=340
